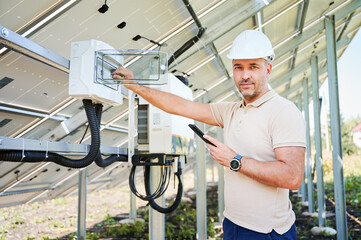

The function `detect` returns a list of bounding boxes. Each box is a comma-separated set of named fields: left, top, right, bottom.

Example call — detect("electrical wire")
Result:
left=79, top=125, right=89, bottom=144
left=129, top=160, right=172, bottom=201
left=128, top=155, right=184, bottom=213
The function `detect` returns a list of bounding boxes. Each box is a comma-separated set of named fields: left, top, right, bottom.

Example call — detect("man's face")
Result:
left=232, top=58, right=272, bottom=104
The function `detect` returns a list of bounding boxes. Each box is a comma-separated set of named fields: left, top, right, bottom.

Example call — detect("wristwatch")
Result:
left=230, top=154, right=242, bottom=172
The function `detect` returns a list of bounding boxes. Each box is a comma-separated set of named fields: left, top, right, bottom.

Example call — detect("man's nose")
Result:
left=241, top=69, right=251, bottom=80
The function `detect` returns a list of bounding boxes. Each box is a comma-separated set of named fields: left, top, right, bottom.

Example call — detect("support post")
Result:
left=311, top=55, right=326, bottom=227
left=77, top=169, right=88, bottom=240
left=297, top=94, right=307, bottom=202
left=217, top=127, right=224, bottom=222
left=303, top=78, right=314, bottom=213
left=325, top=15, right=348, bottom=240
left=128, top=91, right=137, bottom=220
left=196, top=110, right=207, bottom=239
left=149, top=158, right=165, bottom=240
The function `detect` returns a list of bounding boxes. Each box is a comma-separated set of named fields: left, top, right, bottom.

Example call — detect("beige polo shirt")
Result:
left=210, top=90, right=306, bottom=234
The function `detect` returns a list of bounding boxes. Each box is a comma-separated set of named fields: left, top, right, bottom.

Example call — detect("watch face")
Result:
left=230, top=159, right=240, bottom=169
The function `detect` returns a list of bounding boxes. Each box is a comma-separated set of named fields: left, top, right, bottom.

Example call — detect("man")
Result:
left=113, top=30, right=306, bottom=240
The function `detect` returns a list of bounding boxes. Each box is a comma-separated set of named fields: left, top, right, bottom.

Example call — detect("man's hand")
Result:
left=203, top=135, right=237, bottom=168
left=112, top=66, right=139, bottom=91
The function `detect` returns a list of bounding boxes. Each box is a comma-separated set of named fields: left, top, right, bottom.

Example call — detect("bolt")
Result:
left=1, top=27, right=9, bottom=38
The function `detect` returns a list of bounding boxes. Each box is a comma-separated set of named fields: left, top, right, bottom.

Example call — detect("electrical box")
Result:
left=137, top=74, right=195, bottom=154
left=96, top=49, right=168, bottom=85
left=69, top=40, right=123, bottom=105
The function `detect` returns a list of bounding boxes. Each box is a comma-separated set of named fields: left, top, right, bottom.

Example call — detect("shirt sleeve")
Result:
left=210, top=102, right=236, bottom=128
left=270, top=103, right=306, bottom=149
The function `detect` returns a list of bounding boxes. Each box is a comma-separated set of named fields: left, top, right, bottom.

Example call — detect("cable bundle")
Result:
left=129, top=155, right=183, bottom=213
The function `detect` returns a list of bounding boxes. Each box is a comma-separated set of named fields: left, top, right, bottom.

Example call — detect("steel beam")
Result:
left=209, top=43, right=230, bottom=79
left=173, top=0, right=361, bottom=75
left=311, top=55, right=326, bottom=227
left=285, top=0, right=309, bottom=74
left=77, top=169, right=88, bottom=240
left=297, top=0, right=309, bottom=35
left=0, top=106, right=67, bottom=122
left=40, top=105, right=128, bottom=141
left=337, top=12, right=354, bottom=41
left=196, top=96, right=207, bottom=239
left=325, top=15, right=348, bottom=240
left=149, top=158, right=165, bottom=240
left=274, top=0, right=361, bottom=60
left=277, top=35, right=350, bottom=98
left=0, top=162, right=50, bottom=194
left=0, top=24, right=129, bottom=96
left=0, top=24, right=69, bottom=72
left=217, top=127, right=224, bottom=222
left=47, top=163, right=130, bottom=200
left=302, top=77, right=314, bottom=213
left=272, top=36, right=350, bottom=90
left=128, top=92, right=137, bottom=220
left=0, top=136, right=127, bottom=155
left=297, top=93, right=307, bottom=203
left=0, top=186, right=57, bottom=197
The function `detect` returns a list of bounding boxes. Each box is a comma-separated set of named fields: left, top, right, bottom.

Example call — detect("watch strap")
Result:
left=230, top=154, right=242, bottom=171
left=234, top=154, right=242, bottom=161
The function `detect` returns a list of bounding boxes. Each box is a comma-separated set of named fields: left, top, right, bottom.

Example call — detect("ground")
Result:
left=0, top=185, right=141, bottom=239
left=1, top=154, right=361, bottom=239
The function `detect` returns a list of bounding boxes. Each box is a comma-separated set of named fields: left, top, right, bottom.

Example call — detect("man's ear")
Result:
left=266, top=63, right=272, bottom=76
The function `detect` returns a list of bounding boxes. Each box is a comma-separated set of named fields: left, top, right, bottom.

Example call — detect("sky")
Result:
left=319, top=28, right=361, bottom=121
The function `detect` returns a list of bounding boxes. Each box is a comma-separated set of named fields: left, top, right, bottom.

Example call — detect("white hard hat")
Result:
left=227, top=30, right=275, bottom=62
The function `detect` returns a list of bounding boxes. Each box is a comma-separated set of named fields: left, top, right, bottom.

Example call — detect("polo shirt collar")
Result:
left=240, top=90, right=276, bottom=108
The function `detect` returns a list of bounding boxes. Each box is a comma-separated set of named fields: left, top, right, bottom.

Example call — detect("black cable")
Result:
left=146, top=171, right=183, bottom=214
left=144, top=158, right=183, bottom=214
left=167, top=0, right=206, bottom=66
left=128, top=156, right=184, bottom=213
left=0, top=100, right=128, bottom=168
left=0, top=99, right=99, bottom=168
left=167, top=27, right=205, bottom=66
left=79, top=125, right=89, bottom=144
left=129, top=156, right=171, bottom=201
left=129, top=164, right=168, bottom=201
left=93, top=103, right=128, bottom=167
left=144, top=164, right=171, bottom=198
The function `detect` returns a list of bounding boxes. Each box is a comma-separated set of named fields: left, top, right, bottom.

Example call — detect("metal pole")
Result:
left=217, top=127, right=224, bottom=222
left=303, top=78, right=314, bottom=213
left=323, top=103, right=331, bottom=152
left=211, top=158, right=215, bottom=183
left=149, top=158, right=165, bottom=240
left=297, top=94, right=307, bottom=202
left=77, top=168, right=88, bottom=240
left=325, top=15, right=348, bottom=240
left=193, top=162, right=197, bottom=190
left=128, top=91, right=137, bottom=220
left=196, top=105, right=207, bottom=239
left=311, top=55, right=326, bottom=227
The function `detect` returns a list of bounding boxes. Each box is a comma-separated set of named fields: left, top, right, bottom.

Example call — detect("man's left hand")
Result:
left=203, top=135, right=237, bottom=168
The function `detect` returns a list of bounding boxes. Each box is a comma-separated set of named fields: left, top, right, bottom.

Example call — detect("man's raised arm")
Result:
left=112, top=67, right=218, bottom=126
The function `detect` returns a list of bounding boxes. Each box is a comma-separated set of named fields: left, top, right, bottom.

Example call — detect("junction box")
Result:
left=68, top=40, right=124, bottom=105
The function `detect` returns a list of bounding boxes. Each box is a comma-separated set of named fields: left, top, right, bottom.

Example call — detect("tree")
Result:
left=341, top=116, right=361, bottom=155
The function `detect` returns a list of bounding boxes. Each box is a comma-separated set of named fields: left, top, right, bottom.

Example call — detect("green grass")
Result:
left=322, top=152, right=361, bottom=208
left=296, top=151, right=361, bottom=239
